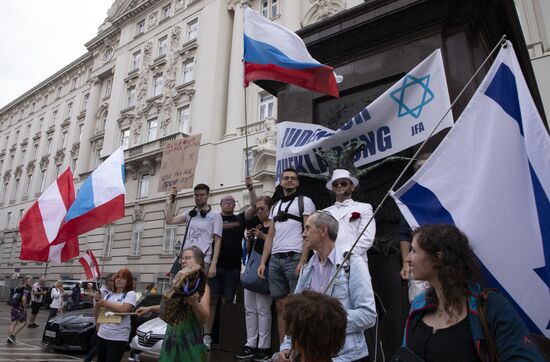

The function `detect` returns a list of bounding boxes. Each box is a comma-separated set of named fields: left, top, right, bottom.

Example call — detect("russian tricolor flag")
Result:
left=56, top=147, right=126, bottom=241
left=243, top=7, right=339, bottom=97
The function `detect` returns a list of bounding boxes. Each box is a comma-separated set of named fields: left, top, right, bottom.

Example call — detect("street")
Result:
left=0, top=302, right=85, bottom=361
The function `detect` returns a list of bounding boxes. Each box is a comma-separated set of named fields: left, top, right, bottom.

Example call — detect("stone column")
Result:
left=75, top=77, right=102, bottom=176
left=224, top=0, right=250, bottom=138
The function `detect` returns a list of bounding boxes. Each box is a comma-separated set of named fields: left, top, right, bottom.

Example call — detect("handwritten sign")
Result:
left=158, top=134, right=202, bottom=192
left=97, top=308, right=121, bottom=324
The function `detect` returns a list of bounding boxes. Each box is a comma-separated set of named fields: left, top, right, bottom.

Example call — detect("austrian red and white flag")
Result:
left=19, top=168, right=79, bottom=262
left=79, top=250, right=100, bottom=280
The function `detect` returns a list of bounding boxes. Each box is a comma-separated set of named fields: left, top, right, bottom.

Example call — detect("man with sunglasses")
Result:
left=323, top=169, right=376, bottom=265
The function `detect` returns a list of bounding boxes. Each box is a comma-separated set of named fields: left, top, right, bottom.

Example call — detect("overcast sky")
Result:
left=0, top=0, right=114, bottom=109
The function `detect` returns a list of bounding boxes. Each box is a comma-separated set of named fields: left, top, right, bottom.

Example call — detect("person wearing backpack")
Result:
left=7, top=276, right=32, bottom=344
left=48, top=280, right=65, bottom=320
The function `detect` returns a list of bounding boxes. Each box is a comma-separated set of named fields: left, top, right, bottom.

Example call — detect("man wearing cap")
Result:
left=323, top=169, right=376, bottom=264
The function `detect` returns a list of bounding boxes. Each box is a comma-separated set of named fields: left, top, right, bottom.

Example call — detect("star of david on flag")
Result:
left=390, top=74, right=435, bottom=119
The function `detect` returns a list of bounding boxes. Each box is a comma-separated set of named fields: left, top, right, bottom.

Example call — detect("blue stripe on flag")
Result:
left=398, top=182, right=455, bottom=225
left=244, top=35, right=321, bottom=70
left=485, top=63, right=523, bottom=136
left=64, top=176, right=95, bottom=222
left=121, top=164, right=126, bottom=184
left=529, top=163, right=550, bottom=289
left=477, top=256, right=543, bottom=334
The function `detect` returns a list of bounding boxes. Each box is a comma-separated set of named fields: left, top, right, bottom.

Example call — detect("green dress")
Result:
left=159, top=312, right=208, bottom=361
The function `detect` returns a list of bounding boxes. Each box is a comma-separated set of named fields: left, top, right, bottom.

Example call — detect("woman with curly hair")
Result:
left=283, top=290, right=347, bottom=362
left=403, top=224, right=543, bottom=361
left=95, top=268, right=137, bottom=362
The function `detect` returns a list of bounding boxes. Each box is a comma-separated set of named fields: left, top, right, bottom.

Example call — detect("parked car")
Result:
left=129, top=317, right=167, bottom=362
left=42, top=292, right=162, bottom=352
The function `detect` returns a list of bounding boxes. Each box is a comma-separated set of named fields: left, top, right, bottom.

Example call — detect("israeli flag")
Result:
left=392, top=42, right=550, bottom=336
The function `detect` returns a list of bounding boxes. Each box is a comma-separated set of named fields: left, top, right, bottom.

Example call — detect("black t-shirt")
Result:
left=408, top=316, right=481, bottom=362
left=245, top=216, right=268, bottom=255
left=218, top=212, right=246, bottom=269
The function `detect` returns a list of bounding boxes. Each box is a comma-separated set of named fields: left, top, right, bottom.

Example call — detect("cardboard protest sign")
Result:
left=158, top=134, right=202, bottom=192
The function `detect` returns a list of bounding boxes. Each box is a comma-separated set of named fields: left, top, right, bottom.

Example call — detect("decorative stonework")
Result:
left=54, top=150, right=66, bottom=164
left=148, top=11, right=158, bottom=29
left=14, top=166, right=23, bottom=179
left=3, top=171, right=10, bottom=183
left=171, top=26, right=181, bottom=41
left=302, top=0, right=345, bottom=26
left=227, top=0, right=251, bottom=11
left=255, top=118, right=277, bottom=151
left=133, top=203, right=145, bottom=221
left=71, top=142, right=80, bottom=158
left=39, top=156, right=50, bottom=170
left=26, top=160, right=36, bottom=173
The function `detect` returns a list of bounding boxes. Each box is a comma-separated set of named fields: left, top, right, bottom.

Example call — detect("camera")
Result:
left=274, top=211, right=288, bottom=222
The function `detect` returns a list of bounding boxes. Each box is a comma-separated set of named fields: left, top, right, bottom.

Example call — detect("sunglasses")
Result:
left=332, top=180, right=350, bottom=187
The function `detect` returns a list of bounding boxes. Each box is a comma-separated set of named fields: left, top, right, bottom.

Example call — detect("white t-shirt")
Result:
left=50, top=287, right=64, bottom=309
left=270, top=195, right=315, bottom=254
left=180, top=209, right=223, bottom=264
left=31, top=282, right=44, bottom=303
left=97, top=290, right=137, bottom=342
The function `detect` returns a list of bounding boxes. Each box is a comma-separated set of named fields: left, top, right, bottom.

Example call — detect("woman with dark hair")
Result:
left=283, top=290, right=347, bottom=362
left=136, top=246, right=210, bottom=362
left=236, top=195, right=274, bottom=361
left=95, top=268, right=137, bottom=362
left=403, top=224, right=543, bottom=361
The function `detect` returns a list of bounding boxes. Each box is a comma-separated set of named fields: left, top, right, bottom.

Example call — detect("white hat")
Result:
left=326, top=169, right=359, bottom=191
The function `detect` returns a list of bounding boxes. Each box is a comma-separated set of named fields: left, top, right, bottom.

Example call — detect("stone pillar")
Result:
left=75, top=77, right=102, bottom=176
left=224, top=0, right=250, bottom=138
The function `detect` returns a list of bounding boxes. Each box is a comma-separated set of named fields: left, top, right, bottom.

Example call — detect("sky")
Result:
left=0, top=0, right=114, bottom=109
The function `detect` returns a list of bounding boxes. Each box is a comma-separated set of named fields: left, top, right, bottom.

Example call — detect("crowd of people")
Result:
left=5, top=167, right=546, bottom=361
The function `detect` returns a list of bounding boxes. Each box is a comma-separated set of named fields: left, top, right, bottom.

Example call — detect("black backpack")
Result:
left=7, top=288, right=23, bottom=307
left=44, top=286, right=55, bottom=306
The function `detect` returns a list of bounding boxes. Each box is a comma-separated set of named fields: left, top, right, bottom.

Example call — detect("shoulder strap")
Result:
left=478, top=288, right=500, bottom=362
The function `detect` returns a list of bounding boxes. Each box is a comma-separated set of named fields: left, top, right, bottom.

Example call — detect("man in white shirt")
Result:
left=258, top=168, right=315, bottom=343
left=323, top=169, right=376, bottom=265
left=28, top=277, right=46, bottom=328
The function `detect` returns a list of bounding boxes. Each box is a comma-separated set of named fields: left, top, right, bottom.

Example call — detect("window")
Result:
left=138, top=173, right=150, bottom=198
left=65, top=102, right=73, bottom=119
left=182, top=59, right=194, bottom=84
left=46, top=138, right=52, bottom=154
left=57, top=86, right=63, bottom=98
left=130, top=220, right=144, bottom=256
left=95, top=148, right=102, bottom=168
left=136, top=19, right=145, bottom=35
left=71, top=77, right=78, bottom=90
left=51, top=110, right=58, bottom=126
left=82, top=93, right=89, bottom=111
left=38, top=117, right=44, bottom=130
left=42, top=94, right=48, bottom=107
left=243, top=147, right=254, bottom=178
left=0, top=159, right=3, bottom=173
left=55, top=164, right=61, bottom=179
left=259, top=94, right=274, bottom=120
left=30, top=102, right=36, bottom=114
left=186, top=18, right=198, bottom=41
left=11, top=178, right=20, bottom=202
left=100, top=112, right=108, bottom=130
left=147, top=118, right=158, bottom=142
left=76, top=124, right=83, bottom=142
left=60, top=130, right=68, bottom=148
left=152, top=73, right=164, bottom=97
left=32, top=143, right=38, bottom=159
left=26, top=123, right=31, bottom=136
left=163, top=225, right=177, bottom=254
left=24, top=174, right=33, bottom=197
left=175, top=0, right=183, bottom=11
left=104, top=224, right=115, bottom=257
left=14, top=130, right=20, bottom=145
left=131, top=50, right=141, bottom=70
left=261, top=0, right=278, bottom=18
left=38, top=170, right=46, bottom=193
left=177, top=106, right=190, bottom=133
left=162, top=4, right=171, bottom=19
left=19, top=149, right=26, bottom=165
left=8, top=155, right=14, bottom=169
left=121, top=129, right=130, bottom=149
left=105, top=79, right=112, bottom=98
left=71, top=158, right=77, bottom=171
left=5, top=212, right=11, bottom=229
left=127, top=86, right=136, bottom=107
left=157, top=36, right=168, bottom=56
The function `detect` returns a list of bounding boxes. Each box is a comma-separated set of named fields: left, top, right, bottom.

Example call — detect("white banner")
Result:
left=276, top=49, right=454, bottom=181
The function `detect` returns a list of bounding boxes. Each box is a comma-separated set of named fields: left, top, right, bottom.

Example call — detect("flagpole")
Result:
left=43, top=262, right=48, bottom=277
left=243, top=59, right=250, bottom=178
left=324, top=34, right=509, bottom=294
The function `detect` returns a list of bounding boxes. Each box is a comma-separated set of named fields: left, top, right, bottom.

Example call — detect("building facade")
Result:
left=0, top=0, right=547, bottom=297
